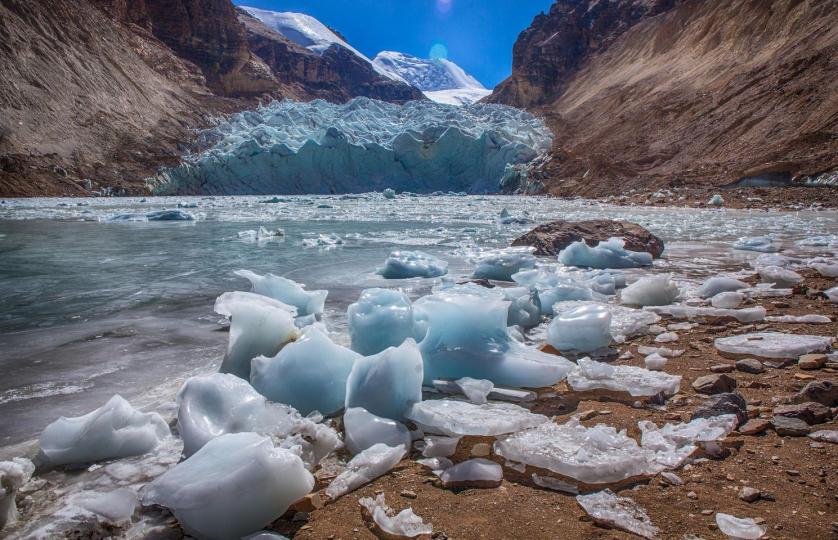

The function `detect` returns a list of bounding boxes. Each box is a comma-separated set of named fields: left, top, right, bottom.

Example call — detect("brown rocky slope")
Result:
left=487, top=0, right=838, bottom=197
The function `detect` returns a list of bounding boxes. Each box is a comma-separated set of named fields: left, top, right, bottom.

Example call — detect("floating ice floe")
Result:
left=715, top=513, right=766, bottom=539
left=141, top=433, right=313, bottom=540
left=348, top=288, right=415, bottom=356
left=377, top=250, right=448, bottom=279
left=237, top=226, right=284, bottom=242
left=758, top=265, right=802, bottom=287
left=250, top=327, right=359, bottom=416
left=498, top=207, right=529, bottom=225
left=553, top=301, right=660, bottom=343
left=733, top=236, right=778, bottom=253
left=413, top=291, right=575, bottom=387
left=325, top=443, right=406, bottom=500
left=302, top=233, right=344, bottom=248
left=405, top=399, right=548, bottom=437
left=714, top=332, right=834, bottom=359
left=645, top=304, right=766, bottom=323
left=0, top=458, right=34, bottom=529
left=764, top=314, right=831, bottom=324
left=358, top=493, right=433, bottom=538
left=453, top=377, right=494, bottom=404
left=344, top=407, right=412, bottom=455
left=214, top=291, right=298, bottom=379
left=796, top=235, right=837, bottom=247
left=621, top=275, right=680, bottom=306
left=639, top=415, right=737, bottom=469
left=472, top=248, right=535, bottom=281
left=345, top=339, right=424, bottom=420
left=696, top=276, right=749, bottom=298
left=439, top=458, right=503, bottom=488
left=711, top=291, right=745, bottom=309
left=558, top=238, right=652, bottom=269
left=547, top=304, right=612, bottom=353
left=567, top=357, right=681, bottom=397
left=234, top=269, right=327, bottom=318
left=576, top=489, right=659, bottom=539
left=383, top=188, right=397, bottom=199
left=177, top=373, right=340, bottom=462
left=105, top=209, right=195, bottom=222
left=38, top=395, right=170, bottom=467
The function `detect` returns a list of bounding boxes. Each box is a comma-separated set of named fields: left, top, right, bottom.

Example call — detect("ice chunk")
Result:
left=758, top=265, right=803, bottom=287
left=494, top=419, right=654, bottom=484
left=344, top=407, right=411, bottom=455
left=106, top=209, right=195, bottom=222
left=405, top=399, right=548, bottom=436
left=141, top=433, right=313, bottom=540
left=503, top=286, right=542, bottom=328
left=644, top=353, right=668, bottom=371
left=413, top=291, right=575, bottom=387
left=0, top=458, right=34, bottom=529
left=811, top=262, right=838, bottom=278
left=325, top=443, right=406, bottom=500
left=383, top=188, right=396, bottom=199
left=750, top=253, right=794, bottom=269
left=378, top=250, right=448, bottom=279
left=531, top=473, right=579, bottom=494
left=345, top=339, right=424, bottom=420
left=498, top=207, right=529, bottom=225
left=645, top=304, right=766, bottom=323
left=621, top=275, right=680, bottom=306
left=234, top=269, right=327, bottom=317
left=38, top=395, right=169, bottom=467
left=73, top=488, right=138, bottom=524
left=639, top=415, right=737, bottom=469
left=714, top=332, right=834, bottom=359
left=708, top=194, right=724, bottom=206
left=416, top=457, right=453, bottom=472
left=242, top=533, right=288, bottom=540
left=567, top=357, right=681, bottom=397
left=237, top=226, right=284, bottom=243
left=696, top=276, right=749, bottom=298
left=417, top=435, right=460, bottom=457
left=733, top=236, right=778, bottom=253
left=439, top=458, right=502, bottom=488
left=547, top=304, right=612, bottom=353
left=715, top=513, right=766, bottom=539
left=554, top=301, right=660, bottom=343
left=250, top=327, right=359, bottom=416
left=302, top=233, right=343, bottom=248
left=558, top=238, right=652, bottom=269
left=808, top=430, right=838, bottom=444
left=637, top=345, right=684, bottom=358
left=431, top=380, right=537, bottom=403
left=711, top=291, right=745, bottom=309
left=764, top=314, right=831, bottom=324
left=358, top=493, right=433, bottom=538
left=828, top=286, right=838, bottom=303
left=576, top=490, right=659, bottom=539
left=655, top=331, right=678, bottom=343
left=214, top=291, right=299, bottom=379
left=348, top=288, right=415, bottom=356
left=472, top=248, right=536, bottom=281
left=454, top=377, right=494, bottom=404
left=177, top=373, right=340, bottom=462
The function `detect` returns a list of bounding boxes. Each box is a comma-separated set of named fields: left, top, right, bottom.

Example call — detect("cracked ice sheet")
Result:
left=714, top=332, right=834, bottom=359
left=639, top=415, right=737, bottom=470
left=644, top=304, right=766, bottom=322
left=577, top=489, right=659, bottom=539
left=567, top=357, right=681, bottom=397
left=405, top=399, right=548, bottom=436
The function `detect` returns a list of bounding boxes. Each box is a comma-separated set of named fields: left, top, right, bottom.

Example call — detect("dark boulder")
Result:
left=690, top=392, right=748, bottom=427
left=512, top=219, right=664, bottom=257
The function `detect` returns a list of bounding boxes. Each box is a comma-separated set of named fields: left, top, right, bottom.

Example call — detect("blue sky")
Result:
left=234, top=0, right=554, bottom=89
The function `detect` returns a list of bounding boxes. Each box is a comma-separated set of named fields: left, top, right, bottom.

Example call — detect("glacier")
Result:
left=149, top=98, right=553, bottom=195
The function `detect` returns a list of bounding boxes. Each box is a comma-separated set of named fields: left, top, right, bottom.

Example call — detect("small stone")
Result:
left=738, top=418, right=770, bottom=436
left=576, top=410, right=598, bottom=421
left=687, top=491, right=698, bottom=499
left=470, top=443, right=491, bottom=457
left=400, top=489, right=418, bottom=499
left=735, top=359, right=765, bottom=374
left=738, top=487, right=761, bottom=502
left=785, top=469, right=800, bottom=476
left=661, top=472, right=684, bottom=486
left=292, top=511, right=310, bottom=522
left=292, top=493, right=324, bottom=512
left=710, top=364, right=735, bottom=373
left=794, top=373, right=816, bottom=381
left=692, top=374, right=736, bottom=395
left=799, top=354, right=827, bottom=370
left=772, top=416, right=810, bottom=437
left=691, top=392, right=748, bottom=426
left=701, top=509, right=713, bottom=516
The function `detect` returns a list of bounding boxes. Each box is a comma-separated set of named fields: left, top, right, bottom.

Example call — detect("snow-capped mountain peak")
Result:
left=372, top=51, right=491, bottom=105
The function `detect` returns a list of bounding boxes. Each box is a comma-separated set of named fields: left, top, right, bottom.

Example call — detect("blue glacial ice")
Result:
left=250, top=327, right=360, bottom=416
left=377, top=250, right=448, bottom=279
left=343, top=407, right=412, bottom=455
left=412, top=291, right=575, bottom=387
left=695, top=276, right=749, bottom=298
left=105, top=209, right=195, bottom=222
left=348, top=288, right=416, bottom=356
left=620, top=275, right=681, bottom=307
left=345, top=339, right=424, bottom=420
left=547, top=304, right=612, bottom=353
left=214, top=291, right=299, bottom=379
left=511, top=268, right=611, bottom=315
left=37, top=395, right=170, bottom=467
left=732, top=236, right=778, bottom=252
left=436, top=281, right=542, bottom=328
left=141, top=432, right=314, bottom=540
left=234, top=269, right=327, bottom=318
left=558, top=238, right=653, bottom=269
left=472, top=248, right=536, bottom=281
left=150, top=98, right=553, bottom=195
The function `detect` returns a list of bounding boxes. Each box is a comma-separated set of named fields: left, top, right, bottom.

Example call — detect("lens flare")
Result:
left=429, top=42, right=448, bottom=61
left=435, top=0, right=453, bottom=14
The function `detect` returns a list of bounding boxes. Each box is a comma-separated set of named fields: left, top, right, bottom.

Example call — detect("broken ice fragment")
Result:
left=344, top=407, right=412, bottom=455
left=621, top=275, right=680, bottom=307
left=38, top=395, right=170, bottom=467
left=234, top=269, right=327, bottom=317
left=358, top=493, right=433, bottom=538
left=715, top=513, right=766, bottom=539
left=431, top=379, right=537, bottom=403
left=558, top=238, right=652, bottom=269
left=828, top=286, right=838, bottom=303
left=733, top=236, right=778, bottom=253
left=416, top=435, right=461, bottom=458
left=714, top=332, right=834, bottom=359
left=405, top=399, right=548, bottom=437
left=576, top=489, right=659, bottom=539
left=454, top=377, right=494, bottom=404
left=73, top=488, right=138, bottom=525
left=696, top=277, right=749, bottom=298
left=472, top=248, right=535, bottom=281
left=141, top=433, right=313, bottom=540
left=531, top=473, right=578, bottom=494
left=764, top=314, right=830, bottom=324
left=325, top=443, right=406, bottom=500
left=758, top=265, right=802, bottom=287
left=439, top=458, right=502, bottom=489
left=548, top=304, right=612, bottom=353
left=0, top=458, right=34, bottom=529
left=808, top=430, right=838, bottom=444
left=348, top=288, right=415, bottom=356
left=644, top=304, right=766, bottom=323
left=553, top=301, right=661, bottom=343
left=639, top=415, right=737, bottom=469
left=377, top=250, right=448, bottom=279
left=345, top=339, right=424, bottom=420
left=711, top=291, right=745, bottom=309
left=644, top=353, right=668, bottom=371
left=567, top=357, right=681, bottom=397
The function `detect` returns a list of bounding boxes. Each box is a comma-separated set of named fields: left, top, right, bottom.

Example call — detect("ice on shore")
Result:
left=454, top=377, right=494, bottom=404
left=439, top=458, right=503, bottom=488
left=502, top=286, right=542, bottom=328
left=696, top=276, right=749, bottom=298
left=106, top=209, right=195, bottom=222
left=645, top=304, right=766, bottom=323
left=553, top=301, right=660, bottom=343
left=325, top=443, right=406, bottom=500
left=345, top=339, right=424, bottom=420
left=214, top=291, right=298, bottom=379
left=141, top=433, right=314, bottom=540
left=639, top=415, right=737, bottom=469
left=358, top=493, right=433, bottom=538
left=413, top=291, right=575, bottom=387
left=38, top=395, right=170, bottom=467
left=711, top=291, right=745, bottom=309
left=714, top=332, right=834, bottom=359
left=621, top=275, right=680, bottom=306
left=0, top=458, right=35, bottom=529
left=511, top=269, right=609, bottom=316
left=177, top=373, right=340, bottom=462
left=431, top=380, right=537, bottom=403
left=417, top=435, right=460, bottom=457
left=765, top=314, right=831, bottom=324
left=708, top=194, right=724, bottom=206
left=472, top=248, right=535, bottom=281
left=576, top=490, right=659, bottom=539
left=234, top=270, right=327, bottom=317
left=348, top=288, right=415, bottom=356
left=344, top=407, right=412, bottom=455
left=73, top=488, right=138, bottom=525
left=828, top=286, right=838, bottom=303
left=811, top=262, right=838, bottom=278
left=567, top=357, right=681, bottom=397
left=405, top=399, right=548, bottom=436
left=237, top=226, right=284, bottom=242
left=644, top=352, right=668, bottom=371
left=758, top=265, right=803, bottom=287
left=250, top=327, right=359, bottom=416
left=733, top=236, right=778, bottom=253
left=547, top=304, right=612, bottom=352
left=377, top=250, right=448, bottom=279
left=715, top=513, right=766, bottom=539
left=558, top=238, right=652, bottom=269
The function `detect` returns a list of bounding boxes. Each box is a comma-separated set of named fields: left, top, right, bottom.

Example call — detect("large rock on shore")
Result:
left=512, top=220, right=664, bottom=257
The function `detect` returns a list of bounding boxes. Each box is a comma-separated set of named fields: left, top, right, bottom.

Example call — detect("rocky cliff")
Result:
left=487, top=0, right=838, bottom=196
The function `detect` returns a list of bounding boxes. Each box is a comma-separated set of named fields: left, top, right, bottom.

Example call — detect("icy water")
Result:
left=1, top=194, right=837, bottom=453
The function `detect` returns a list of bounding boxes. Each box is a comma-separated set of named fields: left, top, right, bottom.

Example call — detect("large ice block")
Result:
left=345, top=339, right=424, bottom=420
left=234, top=270, right=327, bottom=317
left=547, top=304, right=612, bottom=352
left=620, top=275, right=680, bottom=306
left=472, top=249, right=536, bottom=281
left=714, top=332, right=834, bottom=359
left=558, top=238, right=652, bottom=269
left=377, top=250, right=448, bottom=279
left=348, top=288, right=415, bottom=356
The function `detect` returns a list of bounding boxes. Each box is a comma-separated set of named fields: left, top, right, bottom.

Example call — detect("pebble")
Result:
left=576, top=410, right=599, bottom=421
left=710, top=364, right=735, bottom=373
left=794, top=373, right=816, bottom=381
left=400, top=490, right=418, bottom=499
left=736, top=358, right=765, bottom=374
left=692, top=373, right=736, bottom=394
left=470, top=443, right=491, bottom=457
left=739, top=486, right=761, bottom=502
left=687, top=491, right=698, bottom=499
left=661, top=472, right=684, bottom=486
left=739, top=418, right=770, bottom=435
left=799, top=354, right=827, bottom=370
